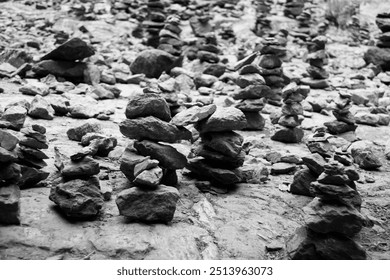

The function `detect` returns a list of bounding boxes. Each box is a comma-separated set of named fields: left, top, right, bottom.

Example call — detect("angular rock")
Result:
left=196, top=107, right=246, bottom=133
left=67, top=122, right=102, bottom=141
left=61, top=157, right=100, bottom=180
left=133, top=167, right=163, bottom=189
left=130, top=49, right=178, bottom=78
left=125, top=92, right=171, bottom=121
left=119, top=116, right=191, bottom=143
left=28, top=95, right=55, bottom=120
left=290, top=167, right=316, bottom=197
left=116, top=185, right=180, bottom=223
left=134, top=140, right=187, bottom=169
left=41, top=38, right=95, bottom=61
left=171, top=104, right=216, bottom=126
left=49, top=177, right=103, bottom=219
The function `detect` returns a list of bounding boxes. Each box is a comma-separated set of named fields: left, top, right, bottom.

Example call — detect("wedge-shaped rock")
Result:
left=171, top=104, right=216, bottom=126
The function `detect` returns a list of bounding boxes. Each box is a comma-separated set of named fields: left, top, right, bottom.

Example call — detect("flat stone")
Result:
left=271, top=162, right=296, bottom=175
left=116, top=185, right=180, bottom=223
left=187, top=157, right=241, bottom=185
left=120, top=116, right=191, bottom=143
left=232, top=85, right=273, bottom=100
left=134, top=140, right=187, bottom=169
left=61, top=156, right=100, bottom=180
left=171, top=104, right=216, bottom=126
left=236, top=73, right=266, bottom=88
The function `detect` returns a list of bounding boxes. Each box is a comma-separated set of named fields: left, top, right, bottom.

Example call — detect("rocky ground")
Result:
left=0, top=0, right=390, bottom=260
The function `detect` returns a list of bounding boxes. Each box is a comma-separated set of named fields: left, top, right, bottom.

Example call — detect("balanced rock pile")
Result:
left=271, top=82, right=309, bottom=143
left=258, top=37, right=288, bottom=105
left=17, top=124, right=50, bottom=188
left=116, top=91, right=189, bottom=223
left=233, top=55, right=272, bottom=130
left=32, top=38, right=95, bottom=83
left=49, top=148, right=104, bottom=219
left=288, top=161, right=370, bottom=259
left=187, top=107, right=246, bottom=186
left=197, top=33, right=221, bottom=64
left=253, top=0, right=272, bottom=37
left=364, top=12, right=390, bottom=71
left=324, top=92, right=357, bottom=135
left=158, top=15, right=183, bottom=57
left=291, top=7, right=311, bottom=41
left=143, top=0, right=166, bottom=48
left=375, top=12, right=390, bottom=48
left=301, top=36, right=329, bottom=89
left=284, top=0, right=304, bottom=18
left=0, top=129, right=21, bottom=225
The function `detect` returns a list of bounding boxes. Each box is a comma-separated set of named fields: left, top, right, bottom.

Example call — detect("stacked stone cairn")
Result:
left=158, top=15, right=183, bottom=57
left=301, top=36, right=329, bottom=89
left=324, top=91, right=357, bottom=135
left=258, top=37, right=288, bottom=106
left=49, top=147, right=104, bottom=219
left=143, top=0, right=166, bottom=48
left=187, top=107, right=247, bottom=186
left=197, top=33, right=221, bottom=64
left=0, top=129, right=21, bottom=225
left=233, top=54, right=273, bottom=130
left=284, top=0, right=304, bottom=18
left=253, top=0, right=273, bottom=37
left=287, top=160, right=370, bottom=259
left=348, top=16, right=370, bottom=45
left=17, top=124, right=50, bottom=189
left=271, top=82, right=309, bottom=143
left=375, top=12, right=390, bottom=48
left=116, top=91, right=191, bottom=223
left=219, top=23, right=236, bottom=42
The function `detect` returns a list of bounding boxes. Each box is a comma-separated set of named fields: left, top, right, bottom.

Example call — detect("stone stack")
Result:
left=290, top=7, right=311, bottom=41
left=158, top=15, right=183, bottom=57
left=284, top=0, right=304, bottom=18
left=49, top=149, right=104, bottom=219
left=143, top=0, right=166, bottom=48
left=324, top=92, right=357, bottom=135
left=287, top=161, right=369, bottom=259
left=187, top=107, right=247, bottom=186
left=0, top=129, right=21, bottom=225
left=17, top=124, right=50, bottom=188
left=253, top=0, right=273, bottom=37
left=233, top=57, right=273, bottom=130
left=301, top=36, right=329, bottom=89
left=258, top=37, right=288, bottom=105
left=116, top=92, right=190, bottom=223
left=271, top=82, right=309, bottom=143
left=348, top=16, right=370, bottom=45
left=197, top=33, right=221, bottom=64
left=219, top=23, right=236, bottom=42
left=375, top=12, right=390, bottom=48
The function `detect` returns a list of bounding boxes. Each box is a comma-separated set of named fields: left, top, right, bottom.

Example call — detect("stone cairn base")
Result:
left=117, top=91, right=190, bottom=223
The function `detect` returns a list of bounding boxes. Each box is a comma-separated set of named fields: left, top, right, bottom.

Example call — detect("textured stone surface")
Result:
left=116, top=185, right=180, bottom=223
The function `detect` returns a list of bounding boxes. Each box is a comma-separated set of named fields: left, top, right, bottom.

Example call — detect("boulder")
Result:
left=41, top=38, right=95, bottom=61
left=116, top=185, right=180, bottom=223
left=49, top=177, right=103, bottom=219
left=130, top=49, right=178, bottom=78
left=125, top=92, right=171, bottom=121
